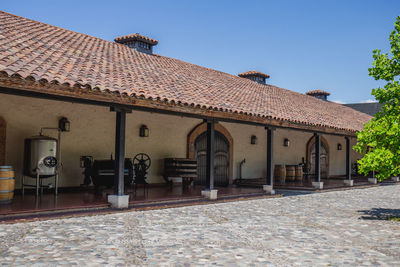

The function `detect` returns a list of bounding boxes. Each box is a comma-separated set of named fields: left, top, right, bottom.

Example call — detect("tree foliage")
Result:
left=354, top=16, right=400, bottom=181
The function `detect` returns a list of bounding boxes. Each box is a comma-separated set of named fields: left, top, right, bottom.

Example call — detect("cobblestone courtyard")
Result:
left=0, top=184, right=399, bottom=266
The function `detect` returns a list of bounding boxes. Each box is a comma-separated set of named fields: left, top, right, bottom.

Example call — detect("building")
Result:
left=0, top=11, right=372, bottom=212
left=344, top=102, right=383, bottom=116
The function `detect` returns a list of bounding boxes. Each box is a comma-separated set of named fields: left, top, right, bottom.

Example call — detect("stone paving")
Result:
left=0, top=184, right=399, bottom=266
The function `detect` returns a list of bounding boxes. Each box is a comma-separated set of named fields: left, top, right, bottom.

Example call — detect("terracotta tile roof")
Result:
left=0, top=11, right=371, bottom=133
left=306, top=90, right=330, bottom=96
left=114, top=33, right=158, bottom=45
left=238, top=71, right=270, bottom=79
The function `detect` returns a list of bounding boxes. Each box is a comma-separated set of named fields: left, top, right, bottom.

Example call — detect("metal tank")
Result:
left=23, top=135, right=58, bottom=178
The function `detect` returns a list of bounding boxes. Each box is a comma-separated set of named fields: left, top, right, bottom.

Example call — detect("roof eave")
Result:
left=0, top=76, right=360, bottom=137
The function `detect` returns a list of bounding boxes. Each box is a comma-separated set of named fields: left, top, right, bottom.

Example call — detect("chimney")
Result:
left=114, top=33, right=158, bottom=55
left=238, top=71, right=270, bottom=85
left=306, top=90, right=330, bottom=101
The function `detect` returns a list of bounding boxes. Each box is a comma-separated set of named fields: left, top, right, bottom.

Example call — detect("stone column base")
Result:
left=368, top=178, right=377, bottom=184
left=344, top=180, right=354, bottom=186
left=263, top=185, right=275, bottom=195
left=201, top=189, right=218, bottom=200
left=108, top=194, right=129, bottom=209
left=312, top=181, right=324, bottom=189
left=391, top=176, right=399, bottom=182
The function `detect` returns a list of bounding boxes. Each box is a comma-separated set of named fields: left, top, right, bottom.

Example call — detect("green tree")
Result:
left=354, top=16, right=400, bottom=181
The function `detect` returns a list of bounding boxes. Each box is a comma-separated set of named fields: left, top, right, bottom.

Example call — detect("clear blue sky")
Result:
left=3, top=0, right=399, bottom=103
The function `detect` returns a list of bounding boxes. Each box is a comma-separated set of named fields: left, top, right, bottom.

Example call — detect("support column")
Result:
left=312, top=133, right=323, bottom=189
left=108, top=107, right=129, bottom=208
left=114, top=110, right=126, bottom=196
left=344, top=137, right=354, bottom=186
left=368, top=171, right=377, bottom=184
left=201, top=119, right=218, bottom=200
left=263, top=127, right=275, bottom=194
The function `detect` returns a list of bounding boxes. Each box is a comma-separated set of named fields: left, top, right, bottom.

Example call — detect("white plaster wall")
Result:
left=324, top=134, right=347, bottom=176
left=0, top=93, right=360, bottom=189
left=221, top=122, right=267, bottom=179
left=273, top=128, right=313, bottom=167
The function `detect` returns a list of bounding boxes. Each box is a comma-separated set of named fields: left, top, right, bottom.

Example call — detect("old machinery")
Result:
left=22, top=123, right=68, bottom=196
left=133, top=153, right=151, bottom=195
left=80, top=156, right=93, bottom=186
left=133, top=153, right=150, bottom=183
left=23, top=136, right=58, bottom=177
left=81, top=153, right=151, bottom=195
left=91, top=159, right=133, bottom=189
left=22, top=135, right=59, bottom=196
left=81, top=156, right=133, bottom=191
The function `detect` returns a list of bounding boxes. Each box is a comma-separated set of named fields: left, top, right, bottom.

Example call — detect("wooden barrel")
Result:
left=274, top=165, right=286, bottom=182
left=0, top=166, right=15, bottom=204
left=286, top=165, right=296, bottom=181
left=295, top=165, right=303, bottom=181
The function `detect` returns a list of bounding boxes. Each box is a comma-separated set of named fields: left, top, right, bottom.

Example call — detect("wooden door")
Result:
left=310, top=142, right=328, bottom=178
left=194, top=131, right=229, bottom=186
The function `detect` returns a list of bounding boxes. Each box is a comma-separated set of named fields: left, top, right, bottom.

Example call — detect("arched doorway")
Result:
left=187, top=122, right=233, bottom=185
left=0, top=117, right=6, bottom=165
left=194, top=131, right=230, bottom=186
left=306, top=136, right=329, bottom=178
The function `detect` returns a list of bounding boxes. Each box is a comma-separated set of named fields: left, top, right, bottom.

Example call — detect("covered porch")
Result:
left=0, top=86, right=365, bottom=217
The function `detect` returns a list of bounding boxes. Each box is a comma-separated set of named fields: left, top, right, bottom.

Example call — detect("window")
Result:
left=137, top=41, right=150, bottom=50
left=250, top=76, right=265, bottom=84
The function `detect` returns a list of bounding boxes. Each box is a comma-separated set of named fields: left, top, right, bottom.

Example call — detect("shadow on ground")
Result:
left=358, top=208, right=400, bottom=220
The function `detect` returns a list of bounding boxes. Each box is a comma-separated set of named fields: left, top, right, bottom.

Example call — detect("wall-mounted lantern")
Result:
left=58, top=117, right=70, bottom=132
left=139, top=125, right=149, bottom=137
left=250, top=135, right=257, bottom=145
left=283, top=138, right=290, bottom=147
left=337, top=143, right=342, bottom=150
